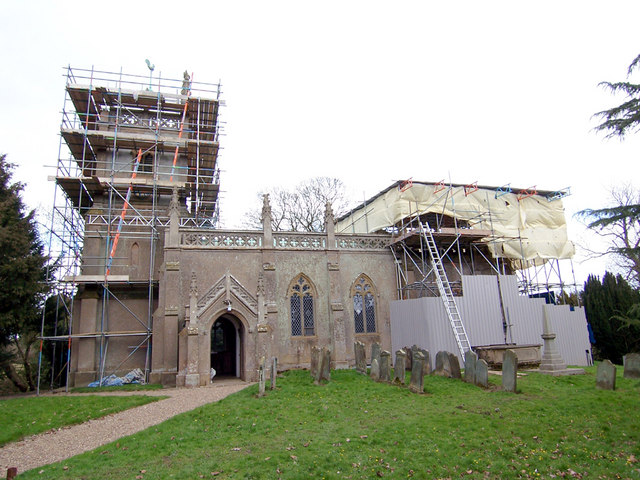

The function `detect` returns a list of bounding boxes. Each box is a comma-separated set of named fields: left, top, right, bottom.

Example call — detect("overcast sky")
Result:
left=1, top=1, right=639, bottom=286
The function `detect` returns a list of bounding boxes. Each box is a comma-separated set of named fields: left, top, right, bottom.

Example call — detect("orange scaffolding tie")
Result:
left=106, top=148, right=142, bottom=276
left=170, top=72, right=193, bottom=182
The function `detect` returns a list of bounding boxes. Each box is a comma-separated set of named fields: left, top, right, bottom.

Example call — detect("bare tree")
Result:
left=243, top=177, right=351, bottom=232
left=577, top=184, right=640, bottom=288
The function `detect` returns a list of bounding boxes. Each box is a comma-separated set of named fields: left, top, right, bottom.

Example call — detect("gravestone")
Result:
left=409, top=351, right=425, bottom=393
left=355, top=341, right=367, bottom=374
left=394, top=349, right=407, bottom=384
left=476, top=359, right=489, bottom=388
left=270, top=357, right=277, bottom=390
left=502, top=349, right=518, bottom=393
left=380, top=350, right=392, bottom=382
left=449, top=353, right=462, bottom=379
left=310, top=346, right=321, bottom=379
left=623, top=353, right=640, bottom=379
left=464, top=350, right=478, bottom=384
left=596, top=359, right=616, bottom=390
left=370, top=358, right=380, bottom=381
left=433, top=351, right=452, bottom=377
left=371, top=342, right=381, bottom=371
left=421, top=348, right=432, bottom=375
left=314, top=347, right=331, bottom=384
left=404, top=346, right=413, bottom=370
left=258, top=357, right=266, bottom=397
left=321, top=347, right=332, bottom=382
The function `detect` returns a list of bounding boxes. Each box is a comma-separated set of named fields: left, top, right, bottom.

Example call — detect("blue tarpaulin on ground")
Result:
left=87, top=368, right=145, bottom=387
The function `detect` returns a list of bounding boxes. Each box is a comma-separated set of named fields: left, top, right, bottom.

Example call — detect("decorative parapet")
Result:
left=181, top=230, right=263, bottom=248
left=335, top=235, right=389, bottom=250
left=178, top=229, right=390, bottom=251
left=273, top=233, right=388, bottom=250
left=273, top=233, right=326, bottom=249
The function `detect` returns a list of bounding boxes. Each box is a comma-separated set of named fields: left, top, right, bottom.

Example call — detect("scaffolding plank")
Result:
left=62, top=275, right=130, bottom=283
left=55, top=176, right=103, bottom=209
left=390, top=227, right=492, bottom=246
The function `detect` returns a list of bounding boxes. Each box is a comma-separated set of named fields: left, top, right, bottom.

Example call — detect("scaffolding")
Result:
left=37, top=66, right=224, bottom=392
left=339, top=180, right=580, bottom=304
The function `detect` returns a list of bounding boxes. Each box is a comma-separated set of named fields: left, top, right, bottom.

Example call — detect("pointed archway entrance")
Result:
left=211, top=314, right=243, bottom=378
left=180, top=272, right=258, bottom=385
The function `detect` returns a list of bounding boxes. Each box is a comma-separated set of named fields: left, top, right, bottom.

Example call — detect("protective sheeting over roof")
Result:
left=335, top=181, right=574, bottom=265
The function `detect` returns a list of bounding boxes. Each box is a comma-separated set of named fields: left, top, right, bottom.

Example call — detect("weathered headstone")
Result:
left=380, top=350, right=392, bottom=382
left=476, top=359, right=489, bottom=388
left=409, top=351, right=425, bottom=393
left=270, top=357, right=277, bottom=390
left=410, top=345, right=419, bottom=370
left=623, top=353, right=640, bottom=379
left=420, top=348, right=432, bottom=375
left=433, top=350, right=452, bottom=377
left=449, top=353, right=462, bottom=379
left=370, top=358, right=380, bottom=381
left=464, top=350, right=478, bottom=384
left=310, top=346, right=321, bottom=379
left=371, top=342, right=381, bottom=371
left=596, top=359, right=616, bottom=390
left=404, top=346, right=413, bottom=370
left=355, top=341, right=367, bottom=374
left=321, top=347, right=332, bottom=382
left=258, top=357, right=266, bottom=397
left=394, top=349, right=407, bottom=384
left=502, top=349, right=518, bottom=393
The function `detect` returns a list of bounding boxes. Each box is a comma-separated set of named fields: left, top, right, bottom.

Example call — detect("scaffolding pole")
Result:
left=37, top=66, right=223, bottom=392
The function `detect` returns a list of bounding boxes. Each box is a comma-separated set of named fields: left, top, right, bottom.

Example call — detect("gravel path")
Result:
left=0, top=380, right=251, bottom=477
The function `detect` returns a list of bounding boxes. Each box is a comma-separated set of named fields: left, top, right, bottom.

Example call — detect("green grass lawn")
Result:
left=20, top=367, right=640, bottom=479
left=71, top=383, right=164, bottom=394
left=0, top=394, right=163, bottom=446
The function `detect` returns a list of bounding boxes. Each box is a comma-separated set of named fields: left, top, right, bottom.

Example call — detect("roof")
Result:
left=335, top=180, right=574, bottom=264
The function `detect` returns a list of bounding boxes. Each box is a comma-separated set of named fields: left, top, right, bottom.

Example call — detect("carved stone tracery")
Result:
left=197, top=273, right=258, bottom=316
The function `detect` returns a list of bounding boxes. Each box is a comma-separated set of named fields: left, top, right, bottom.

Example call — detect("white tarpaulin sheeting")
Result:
left=336, top=182, right=574, bottom=265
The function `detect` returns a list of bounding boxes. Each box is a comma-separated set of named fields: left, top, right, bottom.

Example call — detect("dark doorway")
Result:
left=211, top=316, right=237, bottom=376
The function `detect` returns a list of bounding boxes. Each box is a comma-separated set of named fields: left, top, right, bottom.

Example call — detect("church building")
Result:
left=46, top=68, right=590, bottom=388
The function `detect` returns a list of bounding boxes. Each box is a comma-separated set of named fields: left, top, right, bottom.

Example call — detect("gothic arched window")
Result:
left=289, top=274, right=315, bottom=336
left=130, top=242, right=139, bottom=267
left=352, top=274, right=376, bottom=334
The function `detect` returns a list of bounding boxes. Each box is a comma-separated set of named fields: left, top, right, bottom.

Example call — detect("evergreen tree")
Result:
left=577, top=186, right=640, bottom=288
left=583, top=56, right=640, bottom=288
left=582, top=272, right=640, bottom=364
left=594, top=54, right=640, bottom=138
left=579, top=56, right=640, bottom=364
left=0, top=154, right=48, bottom=391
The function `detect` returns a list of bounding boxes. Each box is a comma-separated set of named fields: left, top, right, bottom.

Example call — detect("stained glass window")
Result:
left=290, top=275, right=315, bottom=336
left=352, top=275, right=376, bottom=333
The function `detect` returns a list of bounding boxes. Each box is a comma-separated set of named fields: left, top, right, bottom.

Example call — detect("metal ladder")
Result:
left=421, top=221, right=471, bottom=357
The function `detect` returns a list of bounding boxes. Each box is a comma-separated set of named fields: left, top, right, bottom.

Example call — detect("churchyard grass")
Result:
left=0, top=395, right=163, bottom=446
left=21, top=367, right=640, bottom=479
